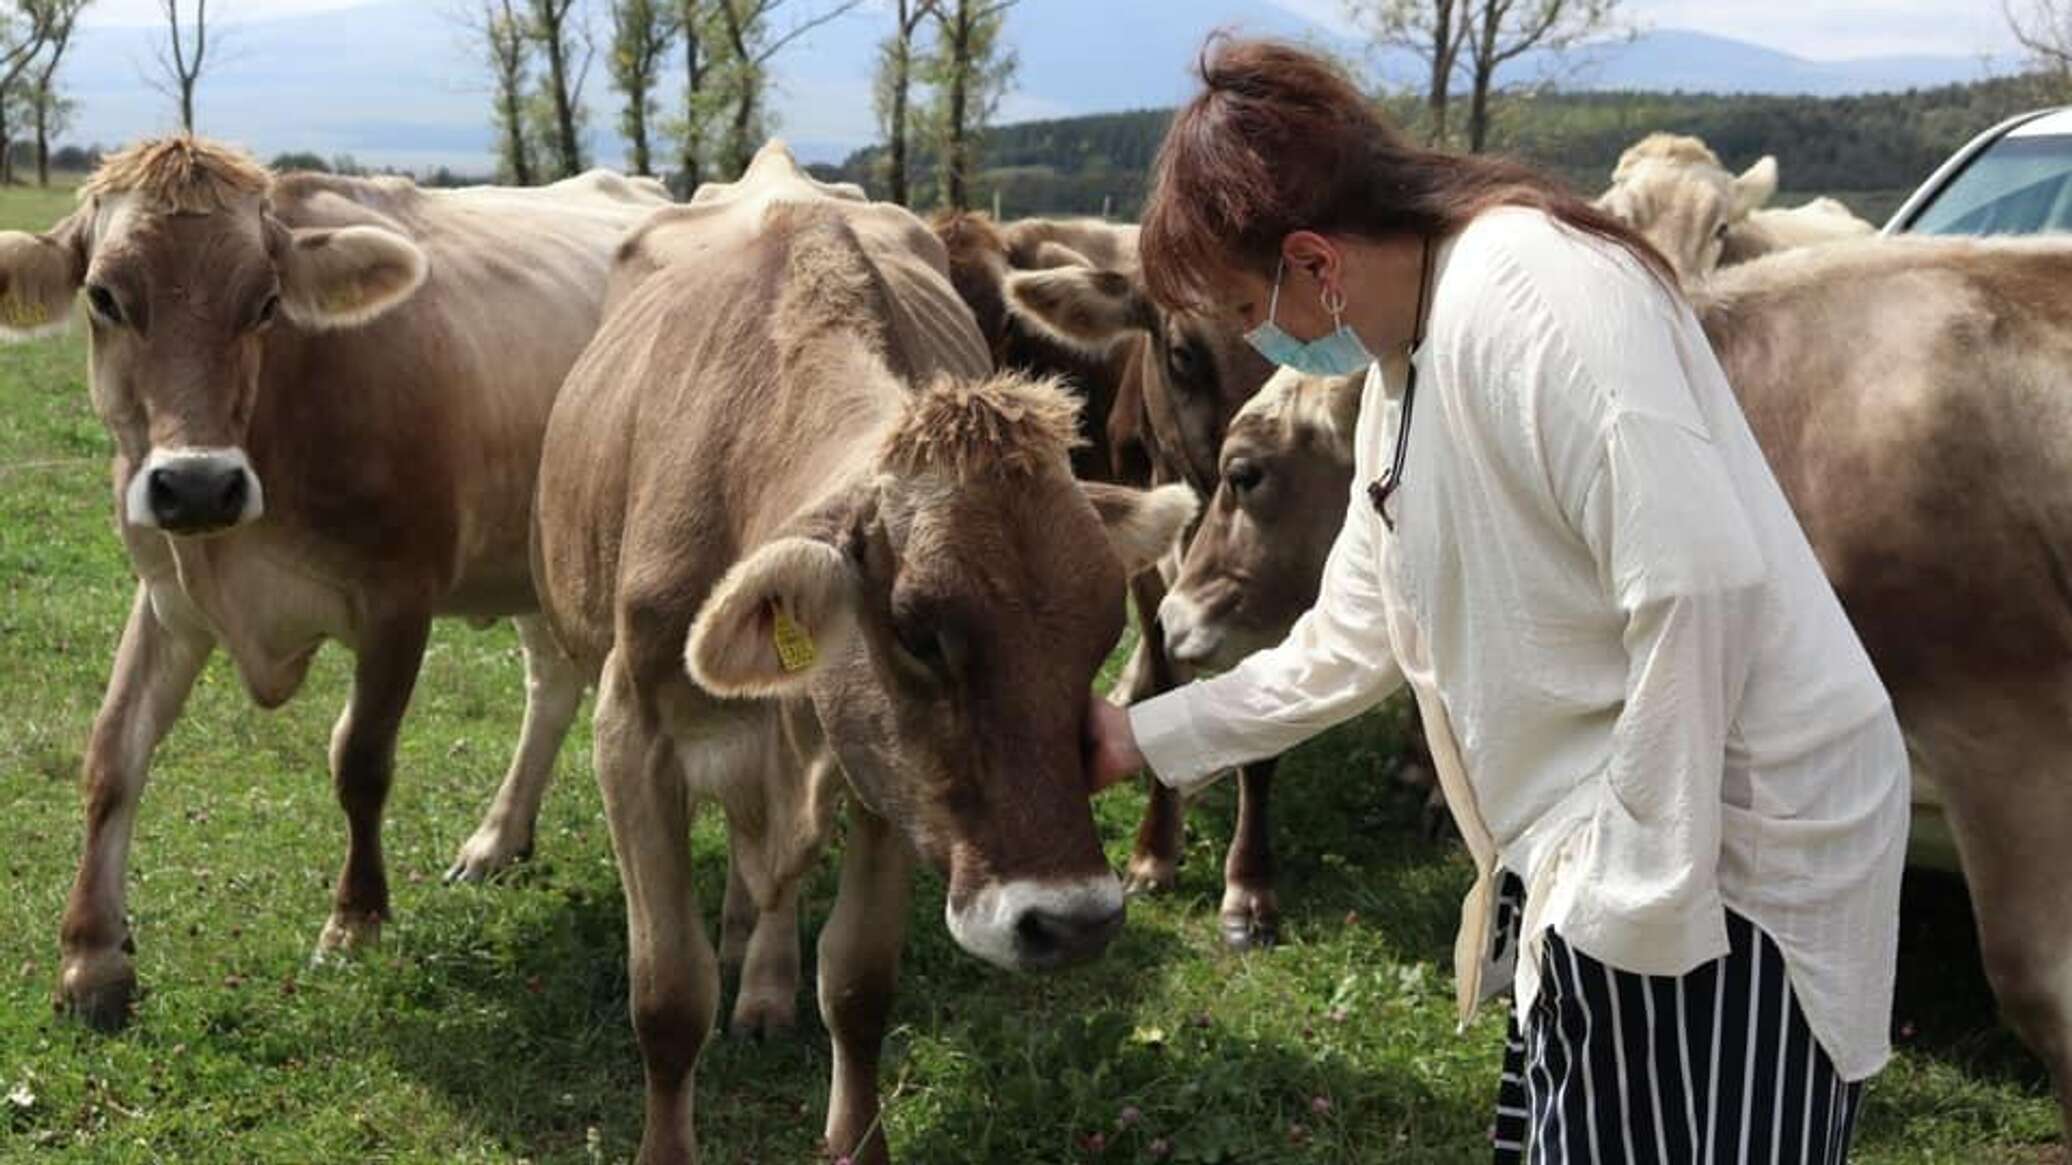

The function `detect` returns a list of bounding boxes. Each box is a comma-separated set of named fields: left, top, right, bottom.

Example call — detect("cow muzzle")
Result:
left=1159, top=589, right=1229, bottom=669
left=945, top=874, right=1125, bottom=972
left=125, top=447, right=265, bottom=535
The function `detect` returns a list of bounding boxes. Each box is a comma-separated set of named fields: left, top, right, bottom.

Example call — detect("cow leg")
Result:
left=1930, top=713, right=2072, bottom=1131
left=58, top=583, right=212, bottom=1029
left=446, top=614, right=586, bottom=883
left=314, top=613, right=430, bottom=958
left=1218, top=760, right=1280, bottom=950
left=725, top=824, right=803, bottom=1041
left=598, top=654, right=715, bottom=1165
left=820, top=803, right=915, bottom=1165
left=718, top=842, right=756, bottom=977
left=1121, top=568, right=1185, bottom=895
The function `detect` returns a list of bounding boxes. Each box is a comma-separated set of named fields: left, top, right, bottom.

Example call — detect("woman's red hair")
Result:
left=1140, top=36, right=1673, bottom=311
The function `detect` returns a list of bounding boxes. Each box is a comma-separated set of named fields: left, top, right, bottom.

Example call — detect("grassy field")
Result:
left=0, top=178, right=2061, bottom=1164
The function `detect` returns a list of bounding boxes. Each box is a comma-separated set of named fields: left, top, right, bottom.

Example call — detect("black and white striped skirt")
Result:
left=1489, top=874, right=1865, bottom=1165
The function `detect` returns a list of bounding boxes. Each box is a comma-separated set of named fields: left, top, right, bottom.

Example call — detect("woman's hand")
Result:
left=1085, top=692, right=1147, bottom=793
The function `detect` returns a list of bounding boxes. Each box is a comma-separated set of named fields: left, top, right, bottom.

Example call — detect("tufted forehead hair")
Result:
left=1613, top=133, right=1725, bottom=182
left=82, top=135, right=271, bottom=214
left=880, top=372, right=1085, bottom=481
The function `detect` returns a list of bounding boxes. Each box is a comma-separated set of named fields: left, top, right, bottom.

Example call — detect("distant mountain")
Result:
left=48, top=2, right=2022, bottom=173
left=1549, top=29, right=2009, bottom=97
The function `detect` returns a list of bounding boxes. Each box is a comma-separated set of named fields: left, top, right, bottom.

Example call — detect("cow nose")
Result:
left=1013, top=898, right=1125, bottom=968
left=148, top=460, right=250, bottom=533
left=1158, top=592, right=1219, bottom=665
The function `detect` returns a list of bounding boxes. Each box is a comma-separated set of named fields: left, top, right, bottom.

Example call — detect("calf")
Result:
left=1597, top=132, right=1874, bottom=282
left=531, top=142, right=1193, bottom=1164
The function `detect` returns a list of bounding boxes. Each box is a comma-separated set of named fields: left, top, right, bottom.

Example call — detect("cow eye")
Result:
left=1224, top=456, right=1265, bottom=496
left=86, top=285, right=124, bottom=326
left=889, top=616, right=951, bottom=684
left=1166, top=340, right=1200, bottom=381
left=1713, top=221, right=1730, bottom=241
left=254, top=292, right=281, bottom=328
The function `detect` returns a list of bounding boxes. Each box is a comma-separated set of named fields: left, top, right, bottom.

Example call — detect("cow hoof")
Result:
left=1218, top=886, right=1280, bottom=951
left=443, top=825, right=534, bottom=884
left=57, top=951, right=138, bottom=1031
left=1123, top=857, right=1178, bottom=897
left=311, top=912, right=383, bottom=965
left=1218, top=911, right=1280, bottom=951
left=729, top=993, right=798, bottom=1041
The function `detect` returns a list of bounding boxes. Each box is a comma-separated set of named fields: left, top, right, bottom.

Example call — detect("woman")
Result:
left=1086, top=39, right=1908, bottom=1165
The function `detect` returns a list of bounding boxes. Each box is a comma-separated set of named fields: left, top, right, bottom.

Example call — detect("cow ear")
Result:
left=687, top=537, right=859, bottom=698
left=1731, top=156, right=1778, bottom=218
left=1084, top=482, right=1198, bottom=575
left=277, top=225, right=428, bottom=330
left=0, top=205, right=88, bottom=339
left=1003, top=265, right=1153, bottom=356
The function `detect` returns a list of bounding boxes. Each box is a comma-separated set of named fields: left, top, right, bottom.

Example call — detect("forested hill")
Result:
left=819, top=74, right=2057, bottom=223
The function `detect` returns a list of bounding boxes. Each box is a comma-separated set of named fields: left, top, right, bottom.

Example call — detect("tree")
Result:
left=923, top=0, right=1015, bottom=210
left=475, top=0, right=537, bottom=185
left=1457, top=0, right=1619, bottom=152
left=152, top=0, right=210, bottom=132
left=1344, top=0, right=1470, bottom=146
left=26, top=0, right=88, bottom=187
left=2007, top=0, right=2072, bottom=85
left=609, top=0, right=679, bottom=176
left=669, top=0, right=715, bottom=192
left=269, top=150, right=330, bottom=173
left=872, top=0, right=935, bottom=206
left=526, top=0, right=590, bottom=178
left=709, top=0, right=861, bottom=179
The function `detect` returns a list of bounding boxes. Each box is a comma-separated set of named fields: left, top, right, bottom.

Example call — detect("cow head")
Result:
left=997, top=227, right=1274, bottom=497
left=1160, top=368, right=1362, bottom=673
left=1597, top=132, right=1776, bottom=283
left=0, top=137, right=428, bottom=536
left=685, top=371, right=1195, bottom=971
left=932, top=211, right=1150, bottom=482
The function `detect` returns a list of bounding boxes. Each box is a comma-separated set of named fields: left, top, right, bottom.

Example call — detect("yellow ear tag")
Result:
left=771, top=603, right=817, bottom=673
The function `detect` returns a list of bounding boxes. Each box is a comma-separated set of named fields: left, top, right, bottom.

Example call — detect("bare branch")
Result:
left=757, top=0, right=862, bottom=63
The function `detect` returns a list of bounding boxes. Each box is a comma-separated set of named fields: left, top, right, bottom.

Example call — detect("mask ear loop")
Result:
left=1319, top=282, right=1348, bottom=329
left=1264, top=255, right=1287, bottom=327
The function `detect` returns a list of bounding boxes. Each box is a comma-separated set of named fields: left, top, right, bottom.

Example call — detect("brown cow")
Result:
left=932, top=210, right=1146, bottom=482
left=530, top=142, right=1194, bottom=1164
left=1162, top=234, right=2072, bottom=1132
left=1597, top=132, right=1874, bottom=282
left=0, top=137, right=669, bottom=1028
left=981, top=231, right=1308, bottom=949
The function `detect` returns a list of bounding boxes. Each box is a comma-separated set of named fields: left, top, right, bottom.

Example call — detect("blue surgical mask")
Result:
left=1244, top=257, right=1376, bottom=377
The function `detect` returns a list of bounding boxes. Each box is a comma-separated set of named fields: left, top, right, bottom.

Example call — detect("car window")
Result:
left=1912, top=134, right=2072, bottom=236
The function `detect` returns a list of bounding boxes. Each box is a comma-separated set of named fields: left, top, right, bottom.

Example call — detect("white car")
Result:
left=1885, top=105, right=2072, bottom=236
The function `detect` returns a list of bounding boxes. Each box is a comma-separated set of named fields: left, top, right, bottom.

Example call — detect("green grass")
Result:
left=0, top=181, right=2060, bottom=1162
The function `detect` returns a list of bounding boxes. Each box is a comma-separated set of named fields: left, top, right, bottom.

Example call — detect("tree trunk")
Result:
left=1426, top=0, right=1453, bottom=145
left=946, top=5, right=969, bottom=210
left=629, top=95, right=651, bottom=175
left=680, top=8, right=703, bottom=191
left=543, top=9, right=581, bottom=177
left=1468, top=2, right=1498, bottom=154
left=35, top=106, right=48, bottom=188
left=180, top=79, right=195, bottom=133
left=730, top=83, right=754, bottom=177
left=502, top=81, right=534, bottom=185
left=1468, top=59, right=1494, bottom=152
left=888, top=37, right=910, bottom=205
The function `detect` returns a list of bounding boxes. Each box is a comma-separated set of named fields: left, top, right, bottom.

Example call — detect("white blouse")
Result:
left=1129, top=207, right=1908, bottom=1082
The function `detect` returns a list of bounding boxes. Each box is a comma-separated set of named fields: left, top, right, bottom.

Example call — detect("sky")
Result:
left=83, top=0, right=2028, bottom=63
left=1267, top=0, right=2022, bottom=61
left=52, top=0, right=2035, bottom=174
